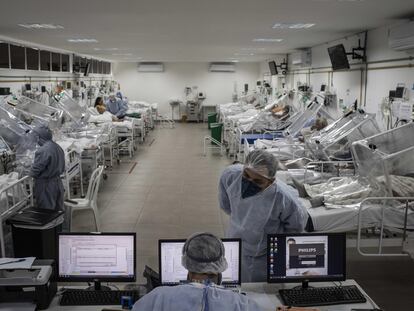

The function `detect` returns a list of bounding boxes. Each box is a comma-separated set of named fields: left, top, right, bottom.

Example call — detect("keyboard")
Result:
left=279, top=285, right=367, bottom=307
left=60, top=289, right=140, bottom=306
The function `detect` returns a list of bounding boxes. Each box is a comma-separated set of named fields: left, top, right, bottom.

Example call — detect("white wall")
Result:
left=113, top=62, right=261, bottom=118
left=286, top=23, right=414, bottom=129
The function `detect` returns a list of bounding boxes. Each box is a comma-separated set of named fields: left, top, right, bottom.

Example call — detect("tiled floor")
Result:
left=72, top=123, right=414, bottom=310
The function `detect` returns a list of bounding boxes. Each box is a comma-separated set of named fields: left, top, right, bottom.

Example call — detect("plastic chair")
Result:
left=64, top=166, right=104, bottom=231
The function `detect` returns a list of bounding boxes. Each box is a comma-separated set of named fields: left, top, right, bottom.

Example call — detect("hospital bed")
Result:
left=302, top=123, right=414, bottom=257
left=1, top=95, right=64, bottom=130
left=236, top=99, right=323, bottom=160
left=306, top=109, right=380, bottom=161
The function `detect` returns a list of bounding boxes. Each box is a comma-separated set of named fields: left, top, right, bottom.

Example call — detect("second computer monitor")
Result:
left=159, top=239, right=241, bottom=286
left=267, top=233, right=346, bottom=284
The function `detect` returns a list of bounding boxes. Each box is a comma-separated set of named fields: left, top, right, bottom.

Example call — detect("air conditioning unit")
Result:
left=209, top=62, right=235, bottom=72
left=389, top=21, right=414, bottom=53
left=291, top=49, right=312, bottom=67
left=137, top=62, right=164, bottom=72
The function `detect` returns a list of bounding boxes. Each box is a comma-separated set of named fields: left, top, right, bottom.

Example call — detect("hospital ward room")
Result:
left=1, top=1, right=414, bottom=310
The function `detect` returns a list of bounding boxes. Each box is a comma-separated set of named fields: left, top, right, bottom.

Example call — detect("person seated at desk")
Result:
left=132, top=232, right=263, bottom=311
left=106, top=93, right=128, bottom=119
left=219, top=149, right=308, bottom=282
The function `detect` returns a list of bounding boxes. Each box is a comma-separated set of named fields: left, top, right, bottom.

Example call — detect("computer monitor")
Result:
left=327, top=44, right=350, bottom=71
left=159, top=238, right=241, bottom=286
left=267, top=233, right=346, bottom=288
left=269, top=61, right=278, bottom=75
left=57, top=233, right=136, bottom=290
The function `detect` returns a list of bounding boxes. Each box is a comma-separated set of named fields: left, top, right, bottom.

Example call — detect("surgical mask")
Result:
left=241, top=176, right=262, bottom=199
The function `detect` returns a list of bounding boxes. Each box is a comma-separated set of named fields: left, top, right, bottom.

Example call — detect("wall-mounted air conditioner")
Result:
left=291, top=49, right=312, bottom=67
left=389, top=21, right=414, bottom=53
left=209, top=62, right=235, bottom=72
left=137, top=62, right=164, bottom=72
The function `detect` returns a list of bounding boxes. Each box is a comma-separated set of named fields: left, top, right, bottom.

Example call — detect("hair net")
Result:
left=32, top=125, right=52, bottom=142
left=182, top=232, right=228, bottom=274
left=244, top=149, right=278, bottom=178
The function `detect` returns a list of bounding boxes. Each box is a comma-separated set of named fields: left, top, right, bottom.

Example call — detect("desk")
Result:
left=46, top=279, right=378, bottom=311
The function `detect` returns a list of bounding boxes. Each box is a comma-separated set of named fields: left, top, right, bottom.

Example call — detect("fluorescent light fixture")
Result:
left=272, top=23, right=315, bottom=29
left=67, top=39, right=98, bottom=43
left=241, top=47, right=266, bottom=51
left=94, top=47, right=118, bottom=51
left=234, top=53, right=255, bottom=56
left=18, top=23, right=64, bottom=29
left=252, top=38, right=283, bottom=43
left=112, top=53, right=133, bottom=56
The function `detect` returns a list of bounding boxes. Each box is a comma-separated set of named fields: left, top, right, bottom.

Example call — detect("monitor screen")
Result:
left=159, top=239, right=241, bottom=285
left=267, top=233, right=346, bottom=283
left=269, top=61, right=278, bottom=75
left=327, top=44, right=350, bottom=71
left=58, top=233, right=136, bottom=282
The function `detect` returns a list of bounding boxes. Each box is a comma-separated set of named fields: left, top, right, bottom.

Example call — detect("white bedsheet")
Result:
left=306, top=198, right=414, bottom=232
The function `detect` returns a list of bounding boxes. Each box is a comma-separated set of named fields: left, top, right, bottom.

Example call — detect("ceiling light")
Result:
left=252, top=38, right=283, bottom=43
left=272, top=23, right=315, bottom=29
left=67, top=39, right=98, bottom=43
left=94, top=48, right=118, bottom=51
left=18, top=23, right=64, bottom=29
left=234, top=53, right=255, bottom=56
left=241, top=47, right=266, bottom=51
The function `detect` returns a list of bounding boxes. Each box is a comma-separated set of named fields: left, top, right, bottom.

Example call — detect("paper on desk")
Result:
left=0, top=302, right=36, bottom=311
left=0, top=257, right=35, bottom=270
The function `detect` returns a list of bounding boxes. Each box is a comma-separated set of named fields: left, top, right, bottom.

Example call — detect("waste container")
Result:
left=7, top=207, right=64, bottom=260
left=210, top=123, right=223, bottom=145
left=207, top=113, right=218, bottom=129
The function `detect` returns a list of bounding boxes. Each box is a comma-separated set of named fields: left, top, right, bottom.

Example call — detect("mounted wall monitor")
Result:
left=0, top=43, right=9, bottom=68
left=26, top=48, right=39, bottom=70
left=10, top=44, right=25, bottom=69
left=40, top=50, right=51, bottom=71
left=327, top=44, right=350, bottom=71
left=269, top=61, right=278, bottom=75
left=84, top=62, right=91, bottom=76
left=61, top=54, right=69, bottom=72
left=51, top=52, right=61, bottom=71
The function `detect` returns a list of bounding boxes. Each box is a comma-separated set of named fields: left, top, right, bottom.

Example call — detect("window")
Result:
left=52, top=52, right=61, bottom=71
left=73, top=55, right=80, bottom=72
left=0, top=43, right=9, bottom=68
left=40, top=51, right=51, bottom=71
left=10, top=44, right=25, bottom=69
left=61, top=54, right=69, bottom=72
left=98, top=61, right=103, bottom=74
left=92, top=59, right=98, bottom=74
left=26, top=48, right=39, bottom=70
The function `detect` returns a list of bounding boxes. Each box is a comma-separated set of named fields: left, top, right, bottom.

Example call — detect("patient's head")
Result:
left=96, top=104, right=106, bottom=114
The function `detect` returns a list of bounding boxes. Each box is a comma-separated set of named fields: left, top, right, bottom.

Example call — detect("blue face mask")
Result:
left=241, top=176, right=262, bottom=199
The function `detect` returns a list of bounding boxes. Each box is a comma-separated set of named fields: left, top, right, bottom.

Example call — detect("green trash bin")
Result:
left=210, top=123, right=223, bottom=145
left=207, top=112, right=218, bottom=129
